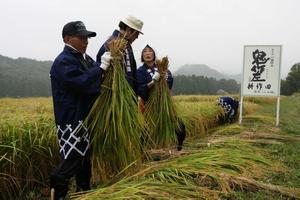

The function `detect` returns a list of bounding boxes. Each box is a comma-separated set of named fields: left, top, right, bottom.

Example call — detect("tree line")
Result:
left=281, top=63, right=300, bottom=95
left=172, top=75, right=239, bottom=95
left=0, top=55, right=52, bottom=97
left=0, top=74, right=240, bottom=97
left=1, top=54, right=299, bottom=97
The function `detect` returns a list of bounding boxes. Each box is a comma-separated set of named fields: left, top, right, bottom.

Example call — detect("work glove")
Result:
left=152, top=71, right=160, bottom=81
left=164, top=72, right=168, bottom=80
left=99, top=51, right=112, bottom=70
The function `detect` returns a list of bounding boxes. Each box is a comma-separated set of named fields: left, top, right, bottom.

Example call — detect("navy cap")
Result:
left=62, top=21, right=96, bottom=38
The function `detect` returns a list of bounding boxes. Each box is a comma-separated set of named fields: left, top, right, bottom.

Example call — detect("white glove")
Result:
left=152, top=71, right=160, bottom=81
left=100, top=51, right=112, bottom=70
left=165, top=72, right=168, bottom=80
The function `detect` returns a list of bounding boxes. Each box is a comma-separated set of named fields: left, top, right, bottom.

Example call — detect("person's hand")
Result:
left=100, top=51, right=112, bottom=70
left=152, top=71, right=160, bottom=81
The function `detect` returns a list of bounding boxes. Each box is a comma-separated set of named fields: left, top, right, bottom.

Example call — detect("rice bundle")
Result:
left=144, top=57, right=178, bottom=148
left=85, top=38, right=145, bottom=175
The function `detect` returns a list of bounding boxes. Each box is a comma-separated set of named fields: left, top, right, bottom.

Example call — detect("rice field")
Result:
left=1, top=95, right=299, bottom=199
left=0, top=97, right=59, bottom=199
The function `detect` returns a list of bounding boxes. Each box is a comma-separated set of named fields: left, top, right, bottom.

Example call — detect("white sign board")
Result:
left=242, top=45, right=281, bottom=96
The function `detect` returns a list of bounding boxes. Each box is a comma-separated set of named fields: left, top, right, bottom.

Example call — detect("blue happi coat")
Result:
left=217, top=96, right=239, bottom=122
left=137, top=63, right=173, bottom=101
left=96, top=30, right=138, bottom=94
left=50, top=45, right=104, bottom=159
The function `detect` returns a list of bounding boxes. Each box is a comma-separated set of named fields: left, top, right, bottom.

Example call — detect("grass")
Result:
left=232, top=94, right=300, bottom=199
left=71, top=134, right=300, bottom=199
left=279, top=93, right=300, bottom=134
left=0, top=97, right=59, bottom=199
left=1, top=94, right=300, bottom=199
left=253, top=93, right=300, bottom=190
left=69, top=94, right=300, bottom=199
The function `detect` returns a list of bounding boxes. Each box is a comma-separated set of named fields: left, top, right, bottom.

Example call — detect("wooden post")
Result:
left=239, top=96, right=243, bottom=124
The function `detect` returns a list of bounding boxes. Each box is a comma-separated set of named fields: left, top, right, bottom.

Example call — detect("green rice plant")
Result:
left=143, top=57, right=178, bottom=148
left=175, top=101, right=225, bottom=137
left=243, top=114, right=275, bottom=125
left=174, top=95, right=239, bottom=103
left=0, top=98, right=59, bottom=199
left=85, top=38, right=146, bottom=178
left=0, top=120, right=58, bottom=199
left=244, top=96, right=279, bottom=105
left=274, top=93, right=300, bottom=134
left=242, top=101, right=261, bottom=115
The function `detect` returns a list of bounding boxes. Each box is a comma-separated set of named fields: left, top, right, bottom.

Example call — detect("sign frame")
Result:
left=239, top=45, right=282, bottom=126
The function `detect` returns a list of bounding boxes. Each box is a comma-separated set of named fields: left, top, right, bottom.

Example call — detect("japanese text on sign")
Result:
left=242, top=46, right=281, bottom=96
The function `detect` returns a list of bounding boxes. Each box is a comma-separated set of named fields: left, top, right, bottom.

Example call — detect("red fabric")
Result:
left=139, top=98, right=145, bottom=113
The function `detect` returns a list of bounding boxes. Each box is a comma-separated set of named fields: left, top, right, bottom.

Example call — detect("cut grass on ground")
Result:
left=71, top=94, right=300, bottom=199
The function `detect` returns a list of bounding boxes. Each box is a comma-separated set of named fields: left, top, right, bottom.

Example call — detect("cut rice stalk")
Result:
left=86, top=38, right=147, bottom=177
left=144, top=57, right=178, bottom=148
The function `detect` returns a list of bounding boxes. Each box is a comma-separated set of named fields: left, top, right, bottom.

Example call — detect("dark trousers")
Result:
left=50, top=156, right=91, bottom=199
left=175, top=118, right=186, bottom=151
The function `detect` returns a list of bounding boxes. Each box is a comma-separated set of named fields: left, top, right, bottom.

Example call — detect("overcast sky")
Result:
left=1, top=0, right=299, bottom=78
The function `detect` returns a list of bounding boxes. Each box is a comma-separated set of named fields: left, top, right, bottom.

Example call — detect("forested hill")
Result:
left=0, top=55, right=52, bottom=97
left=174, top=64, right=241, bottom=83
left=0, top=55, right=240, bottom=97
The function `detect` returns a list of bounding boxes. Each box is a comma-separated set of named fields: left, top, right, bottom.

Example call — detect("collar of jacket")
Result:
left=63, top=45, right=92, bottom=70
left=143, top=63, right=157, bottom=70
left=112, top=29, right=120, bottom=37
left=64, top=45, right=83, bottom=56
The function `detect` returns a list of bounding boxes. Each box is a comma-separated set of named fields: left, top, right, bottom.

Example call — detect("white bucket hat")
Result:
left=121, top=15, right=144, bottom=34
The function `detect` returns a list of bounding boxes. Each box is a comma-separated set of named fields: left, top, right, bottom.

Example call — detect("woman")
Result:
left=137, top=45, right=185, bottom=150
left=137, top=44, right=173, bottom=107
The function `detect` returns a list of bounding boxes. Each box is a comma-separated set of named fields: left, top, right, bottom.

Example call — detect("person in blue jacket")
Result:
left=137, top=45, right=185, bottom=151
left=217, top=96, right=239, bottom=123
left=137, top=44, right=173, bottom=103
left=96, top=15, right=143, bottom=95
left=49, top=21, right=112, bottom=200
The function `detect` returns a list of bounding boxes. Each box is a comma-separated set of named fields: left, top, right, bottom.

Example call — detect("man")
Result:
left=217, top=96, right=239, bottom=123
left=96, top=15, right=143, bottom=94
left=49, top=21, right=111, bottom=200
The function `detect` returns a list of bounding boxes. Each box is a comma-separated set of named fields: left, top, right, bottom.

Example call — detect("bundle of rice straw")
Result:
left=85, top=38, right=146, bottom=176
left=144, top=57, right=179, bottom=148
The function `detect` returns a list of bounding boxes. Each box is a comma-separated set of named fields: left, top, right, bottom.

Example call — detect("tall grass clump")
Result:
left=0, top=98, right=59, bottom=199
left=143, top=57, right=178, bottom=148
left=85, top=38, right=146, bottom=179
left=174, top=95, right=230, bottom=103
left=175, top=101, right=225, bottom=137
